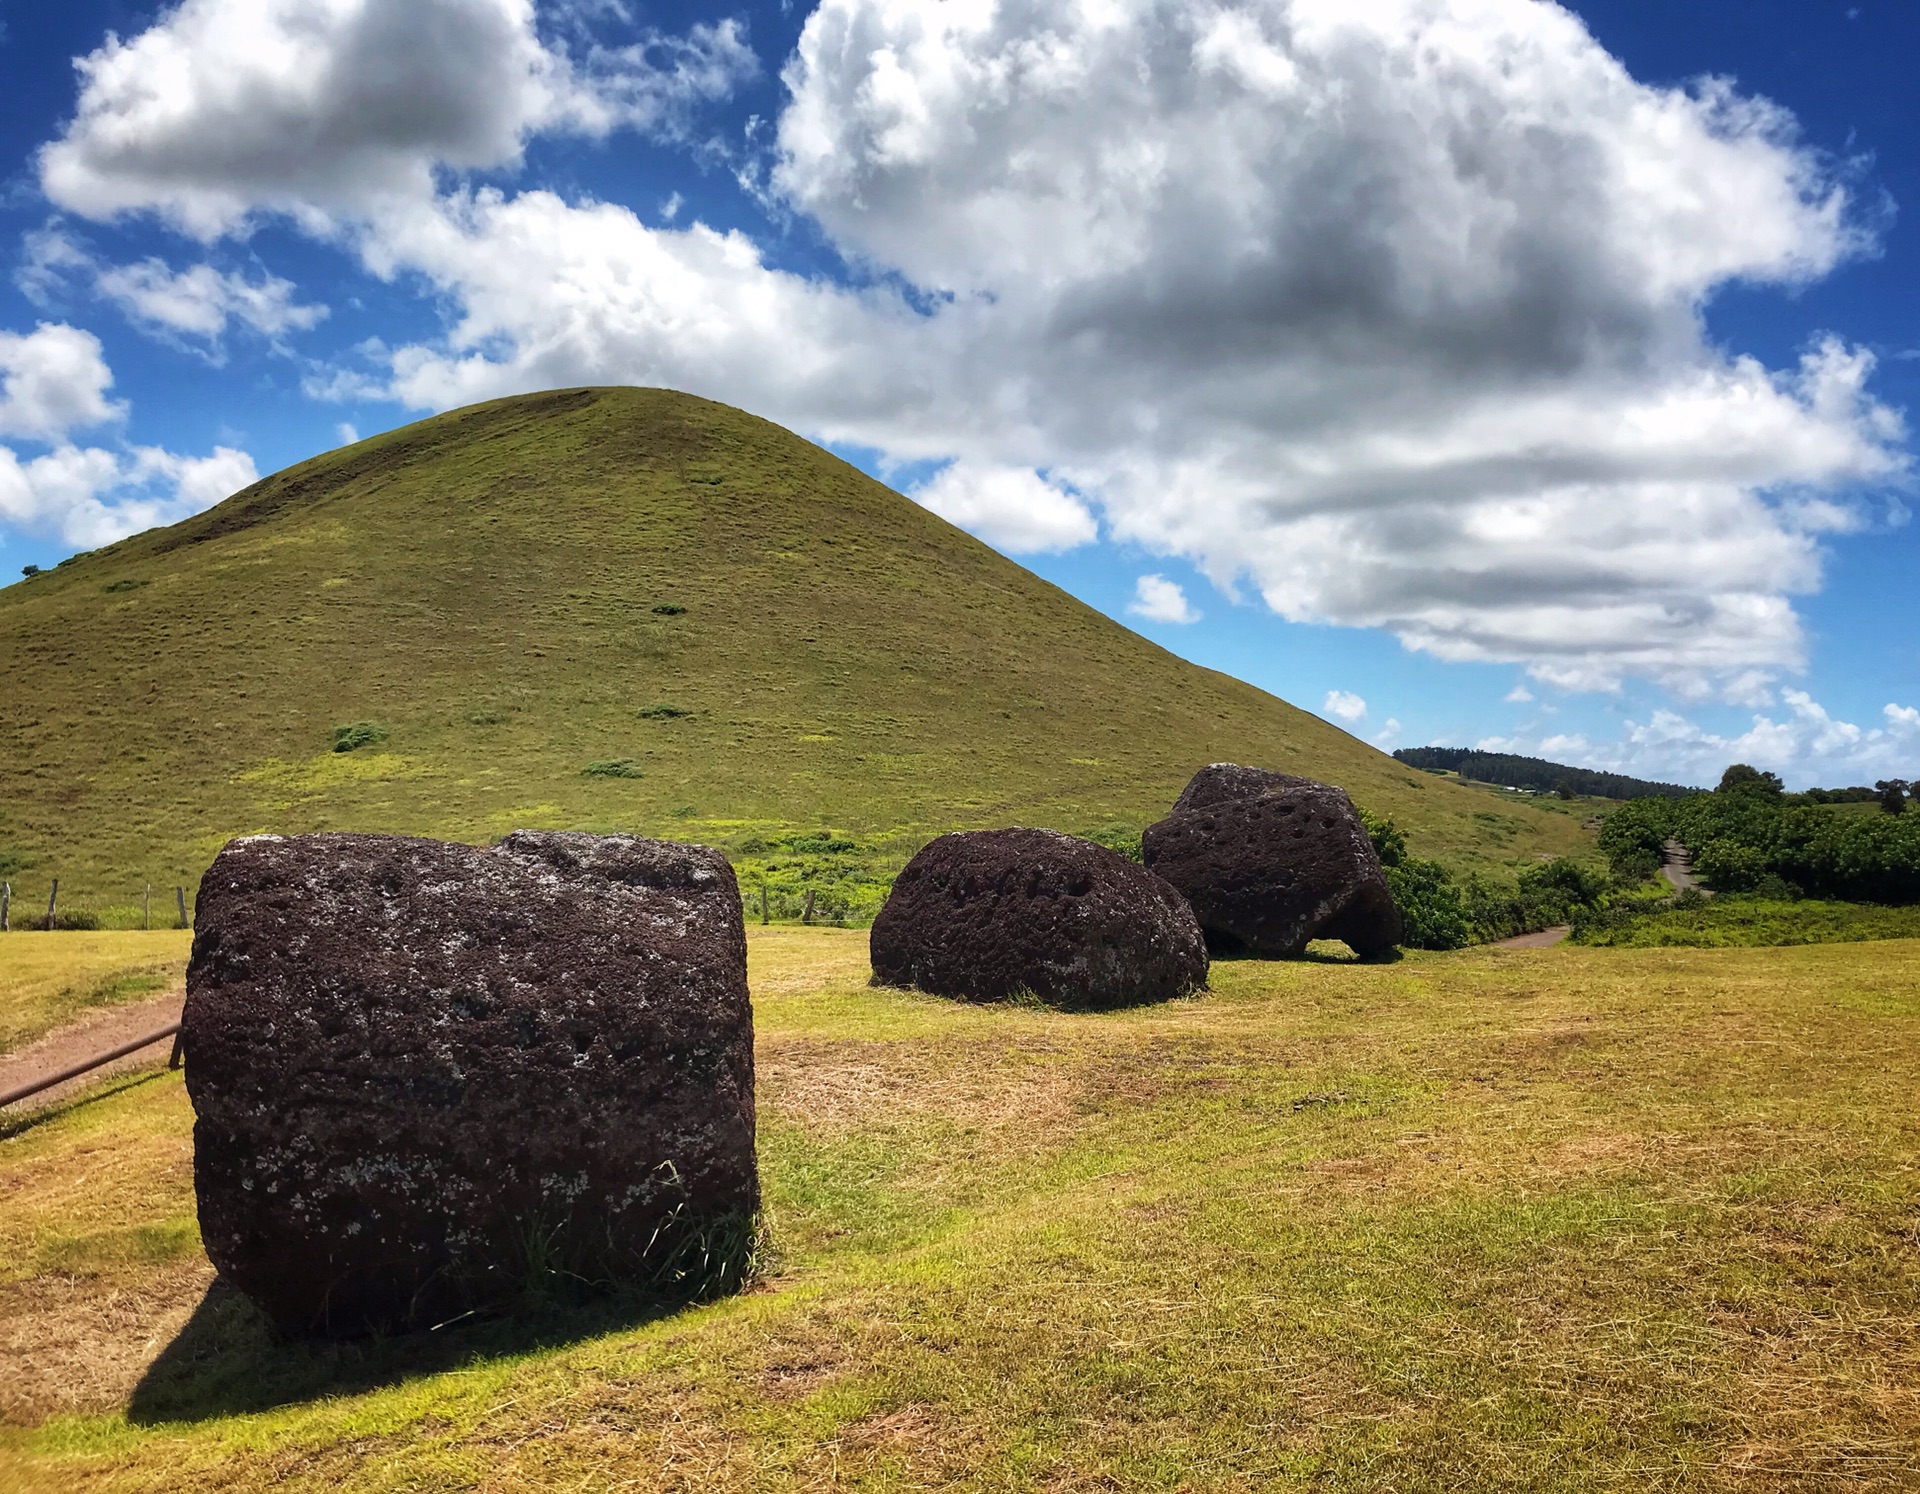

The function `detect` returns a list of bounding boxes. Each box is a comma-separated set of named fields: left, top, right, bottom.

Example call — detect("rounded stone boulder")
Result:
left=182, top=829, right=756, bottom=1337
left=869, top=828, right=1208, bottom=1008
left=1143, top=766, right=1402, bottom=958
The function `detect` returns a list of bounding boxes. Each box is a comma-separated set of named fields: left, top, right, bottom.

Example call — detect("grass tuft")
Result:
left=579, top=758, right=644, bottom=779
left=329, top=721, right=388, bottom=754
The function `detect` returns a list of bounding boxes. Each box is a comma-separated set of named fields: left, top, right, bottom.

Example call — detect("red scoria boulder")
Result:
left=1143, top=764, right=1403, bottom=958
left=869, top=828, right=1208, bottom=1008
left=182, top=830, right=755, bottom=1337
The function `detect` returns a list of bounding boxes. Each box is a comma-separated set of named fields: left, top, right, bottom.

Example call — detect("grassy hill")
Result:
left=0, top=387, right=1592, bottom=921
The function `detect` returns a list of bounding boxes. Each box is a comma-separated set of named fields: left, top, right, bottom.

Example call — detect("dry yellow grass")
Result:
left=1, top=929, right=1916, bottom=1490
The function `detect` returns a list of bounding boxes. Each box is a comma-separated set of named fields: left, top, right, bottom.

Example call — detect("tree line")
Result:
left=1392, top=747, right=1692, bottom=800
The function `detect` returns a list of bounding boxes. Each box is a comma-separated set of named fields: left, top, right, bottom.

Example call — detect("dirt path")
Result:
left=1661, top=838, right=1704, bottom=894
left=0, top=987, right=184, bottom=1114
left=1495, top=925, right=1571, bottom=949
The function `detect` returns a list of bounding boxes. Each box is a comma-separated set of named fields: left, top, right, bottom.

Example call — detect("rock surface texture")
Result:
left=869, top=828, right=1207, bottom=1008
left=1144, top=765, right=1403, bottom=958
left=183, top=830, right=755, bottom=1337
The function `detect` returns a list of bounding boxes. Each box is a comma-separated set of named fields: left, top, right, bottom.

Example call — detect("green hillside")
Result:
left=0, top=387, right=1592, bottom=921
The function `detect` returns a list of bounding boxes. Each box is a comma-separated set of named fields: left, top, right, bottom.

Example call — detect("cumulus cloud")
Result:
left=0, top=320, right=257, bottom=545
left=1372, top=717, right=1402, bottom=748
left=95, top=258, right=327, bottom=341
left=37, top=0, right=1912, bottom=695
left=24, top=229, right=328, bottom=349
left=1323, top=689, right=1368, bottom=724
left=39, top=0, right=756, bottom=236
left=0, top=322, right=122, bottom=440
left=911, top=461, right=1097, bottom=553
left=0, top=441, right=258, bottom=548
left=1505, top=684, right=1535, bottom=704
left=1129, top=573, right=1199, bottom=624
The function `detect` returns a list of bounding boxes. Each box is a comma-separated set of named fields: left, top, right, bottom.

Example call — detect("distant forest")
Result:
left=1393, top=747, right=1694, bottom=800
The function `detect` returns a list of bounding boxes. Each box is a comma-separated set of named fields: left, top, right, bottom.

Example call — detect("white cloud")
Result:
left=0, top=321, right=256, bottom=544
left=0, top=323, right=122, bottom=441
left=1323, top=689, right=1367, bottom=724
left=0, top=441, right=257, bottom=547
left=1493, top=692, right=1920, bottom=788
left=335, top=422, right=360, bottom=446
left=22, top=228, right=327, bottom=353
left=95, top=258, right=327, bottom=341
left=911, top=461, right=1096, bottom=553
left=1129, top=573, right=1199, bottom=624
left=1505, top=684, right=1535, bottom=704
left=39, top=0, right=755, bottom=237
left=1372, top=716, right=1402, bottom=748
left=37, top=0, right=1912, bottom=696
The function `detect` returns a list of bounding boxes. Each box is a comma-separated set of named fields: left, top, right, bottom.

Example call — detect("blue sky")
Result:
left=1, top=0, right=1916, bottom=788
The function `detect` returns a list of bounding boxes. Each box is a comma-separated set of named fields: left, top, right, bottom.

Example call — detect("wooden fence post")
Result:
left=45, top=879, right=58, bottom=932
left=144, top=883, right=152, bottom=931
left=176, top=886, right=189, bottom=930
left=760, top=879, right=769, bottom=925
left=1, top=881, right=9, bottom=932
left=800, top=889, right=816, bottom=926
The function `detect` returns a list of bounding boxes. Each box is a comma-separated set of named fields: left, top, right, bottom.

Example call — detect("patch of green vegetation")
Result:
left=6, top=931, right=1920, bottom=1484
left=1603, top=765, right=1920, bottom=902
left=100, top=578, right=149, bottom=595
left=636, top=703, right=691, bottom=719
left=650, top=602, right=687, bottom=615
left=0, top=388, right=1594, bottom=917
left=1080, top=823, right=1143, bottom=862
left=1574, top=895, right=1920, bottom=947
left=329, top=721, right=387, bottom=754
left=580, top=759, right=644, bottom=779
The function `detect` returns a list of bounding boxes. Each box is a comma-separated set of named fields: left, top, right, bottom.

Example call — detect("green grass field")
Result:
left=4, top=929, right=1916, bottom=1490
left=0, top=389, right=1595, bottom=922
left=1578, top=897, right=1920, bottom=948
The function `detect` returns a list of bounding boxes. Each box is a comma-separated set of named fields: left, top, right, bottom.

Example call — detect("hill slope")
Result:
left=0, top=388, right=1592, bottom=919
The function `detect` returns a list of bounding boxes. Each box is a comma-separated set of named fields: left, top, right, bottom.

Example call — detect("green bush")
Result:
left=638, top=703, right=692, bottom=719
left=581, top=759, right=645, bottom=778
left=1694, top=838, right=1768, bottom=892
left=651, top=603, right=687, bottom=616
left=331, top=721, right=388, bottom=753
left=1384, top=858, right=1471, bottom=949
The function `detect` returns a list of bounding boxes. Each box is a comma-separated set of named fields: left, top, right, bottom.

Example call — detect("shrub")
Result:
left=1356, top=807, right=1407, bottom=868
left=20, top=564, right=40, bottom=577
left=638, top=704, right=692, bottom=719
left=331, top=721, right=388, bottom=753
left=1384, top=858, right=1471, bottom=949
left=1694, top=838, right=1769, bottom=893
left=651, top=603, right=687, bottom=616
left=582, top=759, right=644, bottom=778
left=102, top=577, right=148, bottom=594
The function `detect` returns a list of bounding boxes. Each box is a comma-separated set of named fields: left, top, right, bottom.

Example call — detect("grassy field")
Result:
left=3, top=929, right=1917, bottom=1490
left=0, top=932, right=191, bottom=1055
left=1578, top=897, right=1920, bottom=948
left=0, top=388, right=1594, bottom=921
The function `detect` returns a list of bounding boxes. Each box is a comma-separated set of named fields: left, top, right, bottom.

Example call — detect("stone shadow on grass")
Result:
left=1208, top=941, right=1404, bottom=965
left=127, top=1276, right=687, bottom=1425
